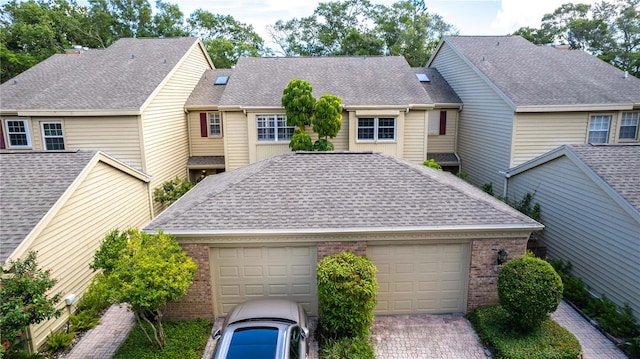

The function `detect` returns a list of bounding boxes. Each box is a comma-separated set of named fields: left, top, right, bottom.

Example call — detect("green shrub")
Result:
left=498, top=256, right=563, bottom=332
left=423, top=159, right=442, bottom=170
left=481, top=182, right=494, bottom=195
left=320, top=335, right=375, bottom=359
left=7, top=352, right=45, bottom=359
left=317, top=251, right=378, bottom=339
left=153, top=177, right=194, bottom=205
left=90, top=230, right=129, bottom=274
left=585, top=296, right=639, bottom=338
left=46, top=331, right=74, bottom=358
left=70, top=310, right=100, bottom=332
left=624, top=336, right=640, bottom=358
left=548, top=259, right=590, bottom=308
left=468, top=305, right=581, bottom=359
left=313, top=138, right=334, bottom=151
left=76, top=273, right=113, bottom=315
left=289, top=129, right=313, bottom=151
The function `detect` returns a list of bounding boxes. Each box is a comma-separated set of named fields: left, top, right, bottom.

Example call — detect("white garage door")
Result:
left=211, top=246, right=317, bottom=316
left=367, top=243, right=469, bottom=315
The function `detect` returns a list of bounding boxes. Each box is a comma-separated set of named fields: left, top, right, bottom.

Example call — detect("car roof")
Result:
left=226, top=299, right=303, bottom=325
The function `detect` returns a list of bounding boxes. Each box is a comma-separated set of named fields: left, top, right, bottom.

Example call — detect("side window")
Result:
left=289, top=327, right=300, bottom=359
left=209, top=112, right=222, bottom=137
left=256, top=115, right=294, bottom=142
left=356, top=117, right=396, bottom=141
left=588, top=115, right=611, bottom=144
left=4, top=119, right=32, bottom=148
left=619, top=112, right=639, bottom=141
left=41, top=122, right=65, bottom=150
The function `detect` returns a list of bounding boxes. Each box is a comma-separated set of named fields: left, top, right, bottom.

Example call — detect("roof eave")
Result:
left=13, top=109, right=142, bottom=116
left=515, top=103, right=636, bottom=113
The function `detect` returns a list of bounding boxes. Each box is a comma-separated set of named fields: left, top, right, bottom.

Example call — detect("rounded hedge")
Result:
left=317, top=251, right=378, bottom=339
left=497, top=255, right=563, bottom=332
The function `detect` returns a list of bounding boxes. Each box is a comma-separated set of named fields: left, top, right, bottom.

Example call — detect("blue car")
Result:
left=211, top=298, right=310, bottom=359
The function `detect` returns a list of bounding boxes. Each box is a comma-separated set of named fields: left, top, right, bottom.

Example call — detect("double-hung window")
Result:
left=357, top=117, right=396, bottom=141
left=4, top=119, right=32, bottom=148
left=41, top=122, right=65, bottom=150
left=208, top=112, right=222, bottom=137
left=587, top=115, right=611, bottom=144
left=256, top=114, right=294, bottom=141
left=619, top=112, right=639, bottom=140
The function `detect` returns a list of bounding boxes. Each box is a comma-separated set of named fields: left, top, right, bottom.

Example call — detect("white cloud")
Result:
left=492, top=0, right=600, bottom=33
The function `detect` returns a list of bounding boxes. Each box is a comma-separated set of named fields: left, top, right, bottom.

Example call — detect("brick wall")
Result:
left=165, top=243, right=214, bottom=321
left=466, top=237, right=528, bottom=311
left=317, top=241, right=367, bottom=261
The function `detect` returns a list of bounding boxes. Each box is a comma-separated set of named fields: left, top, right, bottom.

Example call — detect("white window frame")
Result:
left=619, top=112, right=639, bottom=141
left=256, top=114, right=294, bottom=142
left=208, top=112, right=222, bottom=137
left=357, top=117, right=396, bottom=142
left=587, top=115, right=612, bottom=144
left=40, top=121, right=65, bottom=150
left=4, top=119, right=32, bottom=148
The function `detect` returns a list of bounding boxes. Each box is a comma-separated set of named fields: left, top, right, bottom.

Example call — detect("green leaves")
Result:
left=282, top=79, right=316, bottom=130
left=153, top=176, right=195, bottom=206
left=313, top=94, right=342, bottom=140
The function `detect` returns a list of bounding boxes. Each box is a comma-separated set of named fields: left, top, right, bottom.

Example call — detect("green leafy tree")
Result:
left=281, top=79, right=316, bottom=131
left=0, top=251, right=63, bottom=355
left=312, top=94, right=342, bottom=150
left=153, top=176, right=195, bottom=206
left=150, top=0, right=189, bottom=37
left=97, top=229, right=197, bottom=349
left=90, top=229, right=129, bottom=274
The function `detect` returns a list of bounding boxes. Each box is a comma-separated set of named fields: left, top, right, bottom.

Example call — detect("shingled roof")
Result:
left=215, top=56, right=435, bottom=108
left=433, top=36, right=640, bottom=108
left=144, top=152, right=541, bottom=234
left=1, top=37, right=204, bottom=113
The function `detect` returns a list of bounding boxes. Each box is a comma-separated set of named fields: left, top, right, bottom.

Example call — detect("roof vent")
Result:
left=416, top=73, right=430, bottom=82
left=131, top=54, right=135, bottom=59
left=624, top=71, right=629, bottom=79
left=214, top=76, right=229, bottom=85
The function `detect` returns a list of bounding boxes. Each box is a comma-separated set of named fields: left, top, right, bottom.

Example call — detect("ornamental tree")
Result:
left=0, top=251, right=62, bottom=355
left=312, top=94, right=343, bottom=150
left=281, top=79, right=316, bottom=131
left=96, top=229, right=197, bottom=349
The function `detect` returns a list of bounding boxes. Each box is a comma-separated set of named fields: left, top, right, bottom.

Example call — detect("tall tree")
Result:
left=151, top=0, right=189, bottom=37
left=87, top=0, right=153, bottom=39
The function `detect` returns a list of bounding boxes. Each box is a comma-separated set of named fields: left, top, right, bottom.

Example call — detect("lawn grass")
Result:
left=468, top=305, right=581, bottom=359
left=113, top=319, right=211, bottom=359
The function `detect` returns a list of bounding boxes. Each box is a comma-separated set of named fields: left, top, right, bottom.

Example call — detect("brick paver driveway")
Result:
left=372, top=313, right=487, bottom=359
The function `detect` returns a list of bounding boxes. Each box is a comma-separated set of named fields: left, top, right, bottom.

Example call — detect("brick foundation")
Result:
left=466, top=237, right=528, bottom=311
left=317, top=241, right=367, bottom=260
left=164, top=243, right=214, bottom=321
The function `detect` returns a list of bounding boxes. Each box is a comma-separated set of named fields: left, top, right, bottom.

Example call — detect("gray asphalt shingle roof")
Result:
left=185, top=69, right=234, bottom=107
left=413, top=68, right=461, bottom=104
left=144, top=152, right=539, bottom=233
left=217, top=56, right=434, bottom=107
left=568, top=144, right=640, bottom=210
left=0, top=150, right=97, bottom=263
left=1, top=37, right=201, bottom=111
left=441, top=36, right=640, bottom=107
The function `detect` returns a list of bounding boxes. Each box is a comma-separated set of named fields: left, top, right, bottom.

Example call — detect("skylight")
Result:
left=416, top=73, right=430, bottom=82
left=215, top=76, right=229, bottom=85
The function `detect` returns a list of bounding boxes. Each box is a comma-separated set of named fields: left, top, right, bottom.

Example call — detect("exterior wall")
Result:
left=141, top=44, right=211, bottom=213
left=223, top=111, right=250, bottom=171
left=164, top=243, right=214, bottom=321
left=403, top=110, right=428, bottom=164
left=188, top=111, right=225, bottom=157
left=431, top=43, right=515, bottom=194
left=331, top=112, right=349, bottom=151
left=27, top=161, right=152, bottom=350
left=506, top=156, right=640, bottom=320
left=317, top=241, right=367, bottom=260
left=427, top=109, right=458, bottom=154
left=348, top=111, right=406, bottom=157
left=466, top=237, right=528, bottom=311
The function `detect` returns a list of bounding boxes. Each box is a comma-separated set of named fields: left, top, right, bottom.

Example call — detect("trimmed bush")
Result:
left=317, top=251, right=377, bottom=339
left=498, top=256, right=563, bottom=332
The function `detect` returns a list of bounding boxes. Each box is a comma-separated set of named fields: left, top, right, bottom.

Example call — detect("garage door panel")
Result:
left=368, top=243, right=469, bottom=315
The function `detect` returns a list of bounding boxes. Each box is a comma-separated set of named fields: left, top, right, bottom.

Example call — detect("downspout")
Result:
left=500, top=170, right=509, bottom=199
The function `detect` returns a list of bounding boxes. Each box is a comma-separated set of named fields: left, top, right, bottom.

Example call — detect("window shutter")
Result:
left=200, top=113, right=208, bottom=137
left=0, top=123, right=5, bottom=149
left=439, top=111, right=447, bottom=135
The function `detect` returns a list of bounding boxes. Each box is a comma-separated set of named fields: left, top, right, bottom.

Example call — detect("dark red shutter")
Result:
left=0, top=122, right=5, bottom=149
left=439, top=111, right=447, bottom=135
left=200, top=113, right=208, bottom=137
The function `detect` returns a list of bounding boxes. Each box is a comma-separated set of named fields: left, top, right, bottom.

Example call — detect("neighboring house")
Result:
left=503, top=144, right=640, bottom=321
left=143, top=152, right=542, bottom=320
left=0, top=37, right=214, bottom=215
left=0, top=150, right=152, bottom=351
left=427, top=35, right=640, bottom=195
left=184, top=56, right=462, bottom=177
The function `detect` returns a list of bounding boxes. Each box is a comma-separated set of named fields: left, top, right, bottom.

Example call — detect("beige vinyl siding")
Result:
left=506, top=156, right=640, bottom=321
left=331, top=112, right=349, bottom=151
left=348, top=111, right=405, bottom=157
left=188, top=111, right=225, bottom=156
left=431, top=43, right=514, bottom=194
left=28, top=161, right=151, bottom=350
left=224, top=111, right=250, bottom=170
left=427, top=110, right=458, bottom=154
left=403, top=110, right=427, bottom=164
left=141, top=44, right=210, bottom=209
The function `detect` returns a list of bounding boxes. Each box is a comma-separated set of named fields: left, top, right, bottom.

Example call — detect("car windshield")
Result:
left=226, top=327, right=278, bottom=359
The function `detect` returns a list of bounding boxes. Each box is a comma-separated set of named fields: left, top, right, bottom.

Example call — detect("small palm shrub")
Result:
left=498, top=255, right=563, bottom=333
left=46, top=331, right=74, bottom=358
left=317, top=251, right=377, bottom=339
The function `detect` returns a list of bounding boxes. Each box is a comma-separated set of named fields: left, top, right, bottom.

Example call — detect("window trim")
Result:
left=587, top=114, right=612, bottom=144
left=618, top=111, right=639, bottom=141
left=40, top=121, right=65, bottom=151
left=256, top=114, right=294, bottom=142
left=356, top=117, right=397, bottom=142
left=208, top=112, right=223, bottom=138
left=4, top=118, right=32, bottom=149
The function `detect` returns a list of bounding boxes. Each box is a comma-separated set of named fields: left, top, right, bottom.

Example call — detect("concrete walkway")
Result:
left=65, top=300, right=628, bottom=359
